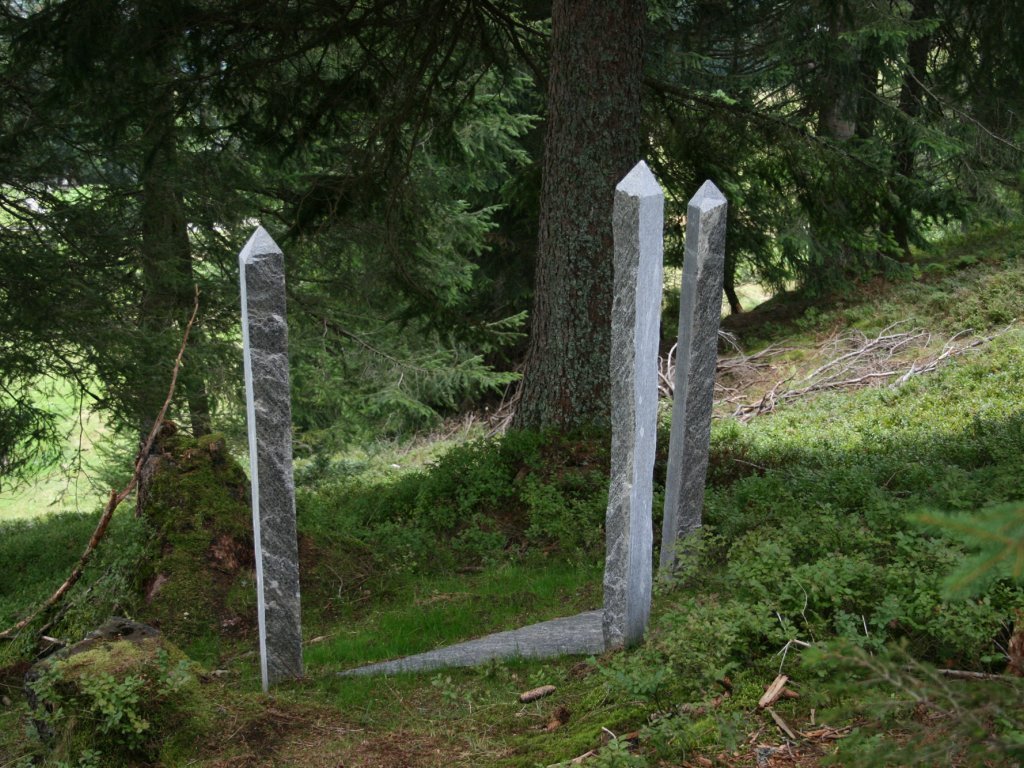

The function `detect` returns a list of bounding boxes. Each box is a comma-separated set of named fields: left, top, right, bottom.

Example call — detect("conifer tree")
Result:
left=514, top=0, right=646, bottom=430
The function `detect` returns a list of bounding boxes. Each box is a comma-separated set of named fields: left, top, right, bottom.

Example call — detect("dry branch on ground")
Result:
left=658, top=322, right=1014, bottom=421
left=759, top=674, right=791, bottom=708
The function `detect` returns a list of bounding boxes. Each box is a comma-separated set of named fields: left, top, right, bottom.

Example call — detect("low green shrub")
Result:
left=801, top=641, right=1024, bottom=767
left=297, top=429, right=615, bottom=574
left=600, top=329, right=1024, bottom=767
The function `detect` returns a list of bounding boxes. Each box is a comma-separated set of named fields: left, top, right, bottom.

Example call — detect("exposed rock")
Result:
left=25, top=618, right=163, bottom=711
left=24, top=618, right=206, bottom=763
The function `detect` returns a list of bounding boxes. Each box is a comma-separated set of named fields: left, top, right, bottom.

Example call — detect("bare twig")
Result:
left=936, top=669, right=1013, bottom=682
left=702, top=322, right=1015, bottom=422
left=0, top=286, right=201, bottom=642
left=767, top=707, right=799, bottom=740
left=660, top=332, right=794, bottom=398
left=759, top=675, right=791, bottom=708
left=486, top=375, right=523, bottom=437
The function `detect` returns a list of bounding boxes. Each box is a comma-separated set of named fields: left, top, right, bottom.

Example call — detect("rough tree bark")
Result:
left=513, top=0, right=646, bottom=430
left=139, top=68, right=211, bottom=438
left=893, top=0, right=935, bottom=258
left=723, top=247, right=742, bottom=315
left=814, top=3, right=858, bottom=143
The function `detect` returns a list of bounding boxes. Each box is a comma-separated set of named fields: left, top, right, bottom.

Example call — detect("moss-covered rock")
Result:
left=136, top=430, right=257, bottom=655
left=26, top=619, right=212, bottom=766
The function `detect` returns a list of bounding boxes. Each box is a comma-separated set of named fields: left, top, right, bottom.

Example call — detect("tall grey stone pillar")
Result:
left=239, top=226, right=303, bottom=691
left=603, top=161, right=664, bottom=650
left=659, top=181, right=727, bottom=570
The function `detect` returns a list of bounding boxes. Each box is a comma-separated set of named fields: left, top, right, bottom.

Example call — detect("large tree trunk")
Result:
left=807, top=1, right=862, bottom=280
left=139, top=81, right=211, bottom=438
left=814, top=2, right=858, bottom=143
left=893, top=0, right=935, bottom=259
left=513, top=0, right=646, bottom=430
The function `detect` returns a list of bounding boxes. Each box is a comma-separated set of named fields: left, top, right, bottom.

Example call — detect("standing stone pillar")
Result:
left=239, top=226, right=303, bottom=691
left=603, top=161, right=664, bottom=650
left=659, top=181, right=727, bottom=570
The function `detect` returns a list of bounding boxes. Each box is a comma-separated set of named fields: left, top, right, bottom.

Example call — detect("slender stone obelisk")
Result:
left=239, top=226, right=303, bottom=691
left=603, top=161, right=664, bottom=650
left=659, top=181, right=727, bottom=570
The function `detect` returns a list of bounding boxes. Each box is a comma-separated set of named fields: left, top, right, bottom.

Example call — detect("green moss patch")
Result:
left=135, top=432, right=256, bottom=656
left=27, top=633, right=212, bottom=766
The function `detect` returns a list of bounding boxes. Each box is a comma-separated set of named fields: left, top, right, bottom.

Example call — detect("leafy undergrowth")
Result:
left=291, top=226, right=1024, bottom=767
left=297, top=427, right=616, bottom=578
left=3, top=227, right=1024, bottom=766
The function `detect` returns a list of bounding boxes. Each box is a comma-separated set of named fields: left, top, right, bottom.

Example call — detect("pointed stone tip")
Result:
left=616, top=160, right=663, bottom=198
left=239, top=225, right=282, bottom=264
left=688, top=180, right=727, bottom=213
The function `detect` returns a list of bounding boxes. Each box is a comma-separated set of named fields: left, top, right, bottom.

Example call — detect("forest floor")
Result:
left=2, top=224, right=1024, bottom=767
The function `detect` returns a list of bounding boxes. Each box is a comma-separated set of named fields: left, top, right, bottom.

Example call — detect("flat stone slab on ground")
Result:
left=340, top=610, right=604, bottom=676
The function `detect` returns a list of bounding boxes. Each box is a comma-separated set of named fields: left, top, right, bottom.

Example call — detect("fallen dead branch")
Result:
left=659, top=331, right=795, bottom=399
left=767, top=707, right=798, bottom=740
left=671, top=321, right=1017, bottom=422
left=802, top=725, right=852, bottom=740
left=556, top=749, right=596, bottom=766
left=758, top=674, right=791, bottom=708
left=486, top=376, right=523, bottom=437
left=936, top=668, right=1015, bottom=682
left=0, top=286, right=201, bottom=642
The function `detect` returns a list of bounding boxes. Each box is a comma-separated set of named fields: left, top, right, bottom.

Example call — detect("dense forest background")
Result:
left=2, top=0, right=1023, bottom=487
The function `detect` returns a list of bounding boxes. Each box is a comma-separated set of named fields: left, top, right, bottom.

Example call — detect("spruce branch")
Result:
left=0, top=285, right=201, bottom=642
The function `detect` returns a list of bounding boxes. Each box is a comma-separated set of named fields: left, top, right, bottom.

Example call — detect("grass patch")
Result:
left=0, top=380, right=109, bottom=522
left=0, top=512, right=102, bottom=630
left=301, top=652, right=650, bottom=768
left=305, top=561, right=602, bottom=673
left=723, top=221, right=1024, bottom=349
left=0, top=510, right=152, bottom=666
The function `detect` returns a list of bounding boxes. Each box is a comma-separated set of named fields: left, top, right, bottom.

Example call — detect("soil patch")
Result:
left=199, top=698, right=449, bottom=768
